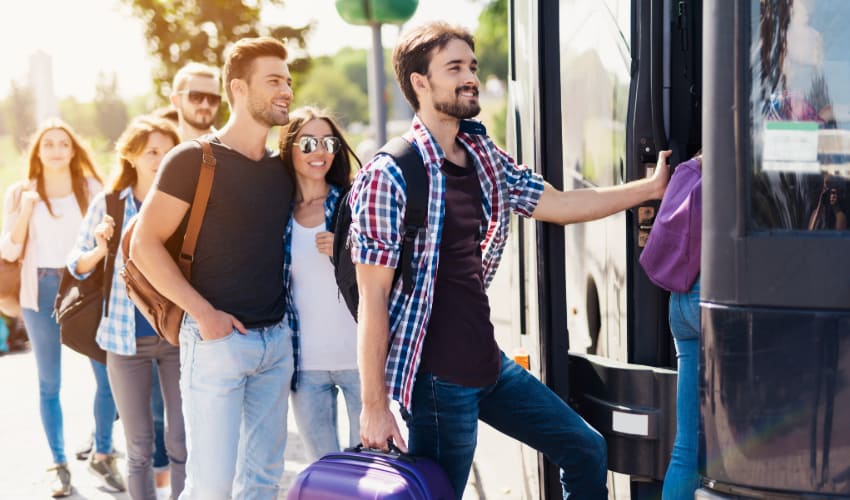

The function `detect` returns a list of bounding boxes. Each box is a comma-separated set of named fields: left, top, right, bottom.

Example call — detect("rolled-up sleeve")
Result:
left=0, top=184, right=23, bottom=262
left=67, top=192, right=107, bottom=280
left=348, top=156, right=405, bottom=269
left=497, top=145, right=545, bottom=217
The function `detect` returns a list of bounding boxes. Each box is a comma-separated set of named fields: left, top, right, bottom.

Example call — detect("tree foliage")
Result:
left=474, top=0, right=508, bottom=81
left=7, top=82, right=36, bottom=153
left=294, top=60, right=369, bottom=127
left=94, top=72, right=129, bottom=147
left=121, top=0, right=311, bottom=100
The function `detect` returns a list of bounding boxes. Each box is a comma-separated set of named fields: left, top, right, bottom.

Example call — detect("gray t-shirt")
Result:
left=154, top=138, right=293, bottom=328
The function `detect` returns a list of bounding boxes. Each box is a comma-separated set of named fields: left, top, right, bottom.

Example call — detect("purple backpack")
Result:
left=639, top=158, right=702, bottom=293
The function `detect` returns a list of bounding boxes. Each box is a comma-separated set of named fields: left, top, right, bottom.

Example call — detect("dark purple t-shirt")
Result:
left=418, top=157, right=501, bottom=387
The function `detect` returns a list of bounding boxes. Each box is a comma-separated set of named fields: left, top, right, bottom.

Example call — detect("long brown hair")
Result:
left=26, top=118, right=102, bottom=216
left=279, top=106, right=360, bottom=193
left=111, top=116, right=179, bottom=193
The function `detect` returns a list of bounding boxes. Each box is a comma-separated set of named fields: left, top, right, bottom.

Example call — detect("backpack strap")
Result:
left=379, top=137, right=427, bottom=295
left=102, top=192, right=126, bottom=317
left=177, top=140, right=216, bottom=279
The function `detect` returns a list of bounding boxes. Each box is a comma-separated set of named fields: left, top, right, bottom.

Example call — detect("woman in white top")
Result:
left=280, top=107, right=363, bottom=461
left=0, top=119, right=119, bottom=497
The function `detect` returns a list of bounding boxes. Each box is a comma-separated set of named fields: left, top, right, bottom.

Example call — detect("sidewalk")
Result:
left=0, top=343, right=314, bottom=499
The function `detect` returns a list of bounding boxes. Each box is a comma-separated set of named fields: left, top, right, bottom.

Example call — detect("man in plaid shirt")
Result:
left=350, top=22, right=671, bottom=499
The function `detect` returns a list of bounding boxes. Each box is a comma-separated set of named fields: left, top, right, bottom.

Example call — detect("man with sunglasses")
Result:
left=169, top=62, right=222, bottom=140
left=131, top=37, right=295, bottom=499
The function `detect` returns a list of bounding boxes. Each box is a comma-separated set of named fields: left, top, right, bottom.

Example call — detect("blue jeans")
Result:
left=22, top=268, right=116, bottom=464
left=178, top=315, right=293, bottom=500
left=290, top=369, right=362, bottom=461
left=663, top=278, right=701, bottom=500
left=406, top=352, right=608, bottom=499
left=90, top=358, right=117, bottom=454
left=151, top=361, right=169, bottom=470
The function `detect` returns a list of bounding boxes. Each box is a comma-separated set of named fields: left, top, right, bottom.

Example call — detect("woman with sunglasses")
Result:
left=279, top=106, right=363, bottom=461
left=68, top=115, right=187, bottom=500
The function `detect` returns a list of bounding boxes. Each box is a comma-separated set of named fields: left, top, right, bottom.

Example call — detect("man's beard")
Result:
left=248, top=95, right=289, bottom=127
left=432, top=85, right=481, bottom=119
left=181, top=107, right=215, bottom=131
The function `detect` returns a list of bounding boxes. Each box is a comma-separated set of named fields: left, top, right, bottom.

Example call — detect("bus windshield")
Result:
left=749, top=0, right=850, bottom=232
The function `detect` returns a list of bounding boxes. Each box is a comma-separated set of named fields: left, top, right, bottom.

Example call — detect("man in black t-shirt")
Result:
left=131, top=37, right=295, bottom=500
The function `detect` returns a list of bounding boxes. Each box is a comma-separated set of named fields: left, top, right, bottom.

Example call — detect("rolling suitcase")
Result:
left=287, top=444, right=455, bottom=500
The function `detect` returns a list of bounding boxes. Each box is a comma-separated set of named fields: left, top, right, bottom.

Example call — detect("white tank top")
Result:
left=291, top=219, right=358, bottom=371
left=30, top=193, right=84, bottom=268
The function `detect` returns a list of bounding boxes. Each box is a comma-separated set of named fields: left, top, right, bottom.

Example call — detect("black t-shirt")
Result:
left=419, top=157, right=500, bottom=387
left=154, top=138, right=293, bottom=328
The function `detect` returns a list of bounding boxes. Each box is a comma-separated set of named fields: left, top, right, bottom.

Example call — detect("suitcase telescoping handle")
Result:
left=345, top=441, right=416, bottom=463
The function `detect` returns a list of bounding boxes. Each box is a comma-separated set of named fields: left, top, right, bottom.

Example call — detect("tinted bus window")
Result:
left=750, top=0, right=850, bottom=232
left=559, top=0, right=630, bottom=188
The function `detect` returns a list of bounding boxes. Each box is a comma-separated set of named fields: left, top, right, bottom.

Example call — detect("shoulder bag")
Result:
left=55, top=192, right=125, bottom=364
left=0, top=186, right=29, bottom=318
left=120, top=140, right=215, bottom=345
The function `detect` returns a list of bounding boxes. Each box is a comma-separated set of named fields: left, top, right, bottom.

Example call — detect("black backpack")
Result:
left=332, top=137, right=428, bottom=319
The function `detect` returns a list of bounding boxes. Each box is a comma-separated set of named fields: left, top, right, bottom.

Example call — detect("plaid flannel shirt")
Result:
left=67, top=187, right=140, bottom=355
left=348, top=115, right=545, bottom=411
left=283, top=184, right=344, bottom=390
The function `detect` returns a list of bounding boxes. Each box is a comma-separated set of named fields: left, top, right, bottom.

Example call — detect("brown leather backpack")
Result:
left=120, top=140, right=215, bottom=345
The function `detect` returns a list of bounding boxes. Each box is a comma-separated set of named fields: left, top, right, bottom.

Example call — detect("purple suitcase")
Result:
left=287, top=445, right=455, bottom=500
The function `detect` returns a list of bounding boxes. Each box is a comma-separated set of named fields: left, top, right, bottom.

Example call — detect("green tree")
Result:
left=59, top=97, right=99, bottom=139
left=94, top=72, right=129, bottom=147
left=295, top=63, right=369, bottom=126
left=474, top=0, right=508, bottom=81
left=121, top=0, right=311, bottom=100
left=7, top=82, right=36, bottom=153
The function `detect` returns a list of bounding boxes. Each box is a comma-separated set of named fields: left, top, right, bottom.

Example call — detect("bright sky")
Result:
left=0, top=0, right=482, bottom=102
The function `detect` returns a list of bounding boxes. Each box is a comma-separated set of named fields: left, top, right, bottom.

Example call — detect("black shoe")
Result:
left=75, top=435, right=93, bottom=461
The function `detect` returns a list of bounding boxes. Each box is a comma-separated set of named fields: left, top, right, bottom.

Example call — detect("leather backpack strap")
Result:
left=177, top=140, right=216, bottom=279
left=102, top=192, right=126, bottom=317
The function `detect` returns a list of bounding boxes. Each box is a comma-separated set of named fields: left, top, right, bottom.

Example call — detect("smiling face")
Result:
left=422, top=38, right=481, bottom=119
left=245, top=56, right=293, bottom=127
left=292, top=118, right=337, bottom=187
left=37, top=128, right=75, bottom=172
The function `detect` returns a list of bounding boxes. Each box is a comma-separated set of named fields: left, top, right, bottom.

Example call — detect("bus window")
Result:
left=749, top=0, right=850, bottom=231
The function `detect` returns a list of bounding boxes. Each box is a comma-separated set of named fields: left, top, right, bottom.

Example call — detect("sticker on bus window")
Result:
left=763, top=120, right=819, bottom=173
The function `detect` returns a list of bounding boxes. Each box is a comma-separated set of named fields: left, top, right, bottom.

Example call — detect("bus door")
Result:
left=506, top=1, right=703, bottom=498
left=699, top=1, right=850, bottom=498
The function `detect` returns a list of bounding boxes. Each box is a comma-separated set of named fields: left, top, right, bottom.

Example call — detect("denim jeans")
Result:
left=151, top=361, right=169, bottom=470
left=90, top=358, right=117, bottom=454
left=290, top=369, right=362, bottom=462
left=663, top=278, right=701, bottom=500
left=178, top=315, right=293, bottom=500
left=22, top=269, right=67, bottom=465
left=405, top=352, right=608, bottom=499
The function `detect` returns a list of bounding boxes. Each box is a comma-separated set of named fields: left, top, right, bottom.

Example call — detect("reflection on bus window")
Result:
left=750, top=0, right=850, bottom=232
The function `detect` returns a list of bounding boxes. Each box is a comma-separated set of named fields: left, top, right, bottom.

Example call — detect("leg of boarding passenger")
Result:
left=405, top=373, right=482, bottom=498
left=479, top=353, right=608, bottom=500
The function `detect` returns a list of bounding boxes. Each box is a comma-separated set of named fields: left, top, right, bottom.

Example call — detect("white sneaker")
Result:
left=156, top=486, right=171, bottom=500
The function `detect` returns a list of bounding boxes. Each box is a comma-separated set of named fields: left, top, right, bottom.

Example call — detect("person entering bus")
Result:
left=349, top=21, right=671, bottom=499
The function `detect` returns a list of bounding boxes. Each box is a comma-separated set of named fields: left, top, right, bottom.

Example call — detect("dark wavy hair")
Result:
left=278, top=106, right=360, bottom=193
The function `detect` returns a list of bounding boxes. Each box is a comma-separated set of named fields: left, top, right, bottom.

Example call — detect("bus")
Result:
left=499, top=0, right=850, bottom=498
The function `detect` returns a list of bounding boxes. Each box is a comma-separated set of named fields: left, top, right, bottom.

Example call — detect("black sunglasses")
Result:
left=179, top=90, right=222, bottom=106
left=297, top=135, right=342, bottom=154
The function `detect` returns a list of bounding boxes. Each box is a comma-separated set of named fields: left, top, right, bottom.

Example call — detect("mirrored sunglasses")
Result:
left=297, top=135, right=342, bottom=154
left=179, top=90, right=222, bottom=106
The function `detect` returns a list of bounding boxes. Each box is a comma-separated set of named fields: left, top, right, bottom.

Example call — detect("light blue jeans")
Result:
left=290, top=369, right=362, bottom=461
left=178, top=315, right=293, bottom=500
left=663, top=278, right=701, bottom=500
left=22, top=268, right=116, bottom=464
left=406, top=352, right=608, bottom=499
